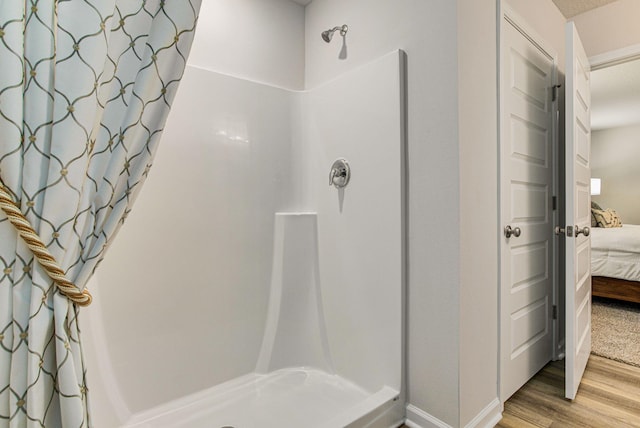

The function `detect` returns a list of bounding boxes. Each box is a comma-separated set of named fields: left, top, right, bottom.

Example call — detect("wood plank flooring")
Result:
left=497, top=355, right=640, bottom=427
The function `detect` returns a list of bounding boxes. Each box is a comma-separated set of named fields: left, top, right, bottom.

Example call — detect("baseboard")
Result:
left=404, top=404, right=453, bottom=428
left=463, top=398, right=502, bottom=428
left=405, top=399, right=502, bottom=428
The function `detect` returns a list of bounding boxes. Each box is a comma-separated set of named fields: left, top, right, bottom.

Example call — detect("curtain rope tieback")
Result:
left=0, top=179, right=92, bottom=306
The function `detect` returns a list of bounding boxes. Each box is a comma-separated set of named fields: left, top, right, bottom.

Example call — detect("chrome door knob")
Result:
left=575, top=225, right=590, bottom=237
left=504, top=225, right=521, bottom=238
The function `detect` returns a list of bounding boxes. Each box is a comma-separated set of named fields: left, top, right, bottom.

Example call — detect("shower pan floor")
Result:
left=124, top=368, right=399, bottom=428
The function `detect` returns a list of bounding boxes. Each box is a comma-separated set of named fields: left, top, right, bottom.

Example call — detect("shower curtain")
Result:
left=0, top=1, right=200, bottom=426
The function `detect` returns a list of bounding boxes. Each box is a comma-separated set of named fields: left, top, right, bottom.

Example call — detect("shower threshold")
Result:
left=123, top=368, right=399, bottom=428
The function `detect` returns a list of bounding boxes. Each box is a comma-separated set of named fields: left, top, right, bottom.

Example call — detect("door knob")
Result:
left=575, top=225, right=590, bottom=237
left=504, top=225, right=521, bottom=238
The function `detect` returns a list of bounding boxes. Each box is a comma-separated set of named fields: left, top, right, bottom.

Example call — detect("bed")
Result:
left=591, top=224, right=640, bottom=304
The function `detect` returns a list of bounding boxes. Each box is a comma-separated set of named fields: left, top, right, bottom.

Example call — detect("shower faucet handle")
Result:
left=329, top=158, right=350, bottom=188
left=329, top=166, right=346, bottom=184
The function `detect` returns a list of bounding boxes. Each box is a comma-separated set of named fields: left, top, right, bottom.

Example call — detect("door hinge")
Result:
left=552, top=305, right=558, bottom=320
left=552, top=84, right=562, bottom=102
left=552, top=196, right=557, bottom=211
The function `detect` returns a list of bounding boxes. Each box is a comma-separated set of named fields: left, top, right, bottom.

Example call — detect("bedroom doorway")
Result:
left=590, top=53, right=640, bottom=298
left=498, top=10, right=595, bottom=404
left=500, top=0, right=640, bottom=410
left=588, top=48, right=640, bottom=361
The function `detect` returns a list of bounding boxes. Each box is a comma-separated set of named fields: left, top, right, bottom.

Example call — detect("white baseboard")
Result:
left=463, top=398, right=502, bottom=428
left=405, top=404, right=453, bottom=428
left=405, top=399, right=502, bottom=428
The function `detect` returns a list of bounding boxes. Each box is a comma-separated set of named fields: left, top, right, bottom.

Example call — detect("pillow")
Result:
left=591, top=201, right=603, bottom=210
left=591, top=210, right=598, bottom=227
left=592, top=208, right=622, bottom=228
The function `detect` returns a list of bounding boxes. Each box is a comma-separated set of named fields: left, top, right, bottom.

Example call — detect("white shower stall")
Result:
left=81, top=1, right=405, bottom=427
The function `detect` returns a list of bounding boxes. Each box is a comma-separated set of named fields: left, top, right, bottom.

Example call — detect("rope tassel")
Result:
left=0, top=179, right=92, bottom=306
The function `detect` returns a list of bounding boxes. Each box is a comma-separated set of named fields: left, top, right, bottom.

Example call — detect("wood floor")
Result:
left=497, top=354, right=640, bottom=427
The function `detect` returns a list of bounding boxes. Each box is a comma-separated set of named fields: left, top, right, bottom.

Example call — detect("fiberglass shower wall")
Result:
left=81, top=1, right=403, bottom=426
left=83, top=2, right=305, bottom=423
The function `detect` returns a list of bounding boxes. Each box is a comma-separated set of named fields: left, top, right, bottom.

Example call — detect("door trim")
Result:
left=497, top=1, right=560, bottom=402
left=589, top=42, right=640, bottom=70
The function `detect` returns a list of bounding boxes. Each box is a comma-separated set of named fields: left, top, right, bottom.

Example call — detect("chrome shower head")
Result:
left=321, top=25, right=348, bottom=43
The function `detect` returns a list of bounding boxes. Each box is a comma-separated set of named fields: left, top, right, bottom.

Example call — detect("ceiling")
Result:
left=552, top=0, right=618, bottom=18
left=290, top=0, right=312, bottom=5
left=591, top=58, right=640, bottom=131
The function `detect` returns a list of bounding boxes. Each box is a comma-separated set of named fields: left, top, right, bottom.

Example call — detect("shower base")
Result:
left=123, top=368, right=400, bottom=428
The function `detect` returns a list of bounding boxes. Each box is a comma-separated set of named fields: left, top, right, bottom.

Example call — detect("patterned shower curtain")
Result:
left=0, top=1, right=200, bottom=426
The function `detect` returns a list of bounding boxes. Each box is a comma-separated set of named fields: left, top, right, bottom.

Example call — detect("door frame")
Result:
left=589, top=42, right=640, bottom=70
left=497, top=1, right=561, bottom=402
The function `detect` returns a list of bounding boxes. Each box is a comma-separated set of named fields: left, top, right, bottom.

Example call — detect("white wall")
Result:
left=591, top=124, right=640, bottom=224
left=457, top=0, right=499, bottom=425
left=188, top=0, right=305, bottom=89
left=304, top=0, right=462, bottom=425
left=572, top=0, right=640, bottom=58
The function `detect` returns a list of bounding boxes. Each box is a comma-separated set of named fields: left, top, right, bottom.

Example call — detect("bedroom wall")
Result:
left=591, top=124, right=640, bottom=225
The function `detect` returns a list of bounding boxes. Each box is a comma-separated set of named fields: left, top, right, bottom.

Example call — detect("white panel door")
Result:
left=500, top=14, right=556, bottom=401
left=565, top=22, right=592, bottom=400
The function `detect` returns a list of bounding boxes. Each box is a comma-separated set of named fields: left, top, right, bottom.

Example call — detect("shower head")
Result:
left=321, top=25, right=348, bottom=43
left=321, top=30, right=334, bottom=43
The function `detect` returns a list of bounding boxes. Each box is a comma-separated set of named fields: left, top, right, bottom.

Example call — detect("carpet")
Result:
left=591, top=297, right=640, bottom=367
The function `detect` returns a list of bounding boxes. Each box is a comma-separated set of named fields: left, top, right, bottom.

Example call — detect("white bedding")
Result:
left=591, top=224, right=640, bottom=281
